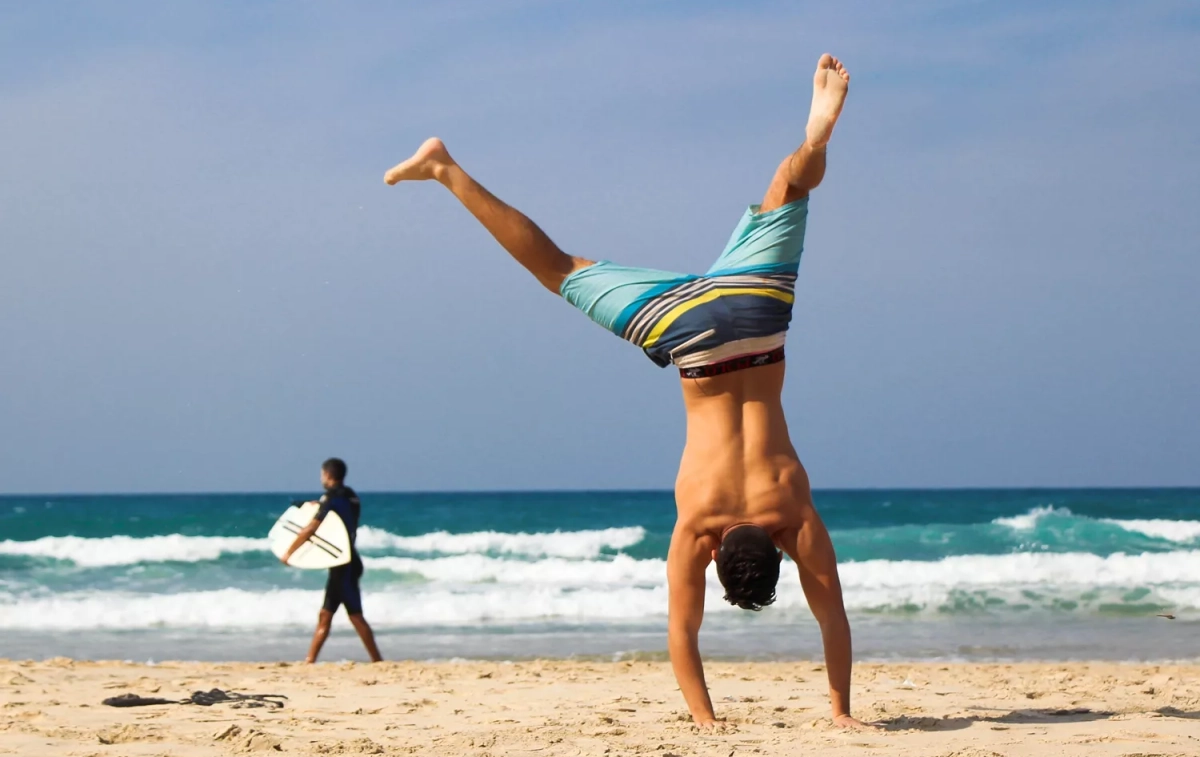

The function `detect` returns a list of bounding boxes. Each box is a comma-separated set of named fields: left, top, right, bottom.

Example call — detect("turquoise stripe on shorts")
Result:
left=559, top=197, right=808, bottom=365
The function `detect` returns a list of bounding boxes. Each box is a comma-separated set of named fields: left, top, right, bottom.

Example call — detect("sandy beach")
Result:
left=2, top=659, right=1197, bottom=756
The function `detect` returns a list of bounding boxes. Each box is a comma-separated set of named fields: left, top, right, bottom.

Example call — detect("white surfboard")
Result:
left=268, top=501, right=352, bottom=569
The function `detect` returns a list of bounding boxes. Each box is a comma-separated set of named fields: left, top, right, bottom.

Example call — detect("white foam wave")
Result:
left=0, top=586, right=671, bottom=630
left=992, top=507, right=1200, bottom=545
left=836, top=549, right=1200, bottom=609
left=4, top=550, right=1200, bottom=630
left=1102, top=518, right=1200, bottom=543
left=365, top=553, right=663, bottom=585
left=356, top=526, right=645, bottom=558
left=991, top=506, right=1070, bottom=530
left=0, top=525, right=647, bottom=567
left=370, top=549, right=1200, bottom=599
left=0, top=534, right=265, bottom=567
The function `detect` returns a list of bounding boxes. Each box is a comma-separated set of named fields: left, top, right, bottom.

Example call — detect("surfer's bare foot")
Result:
left=805, top=54, right=850, bottom=149
left=383, top=137, right=456, bottom=185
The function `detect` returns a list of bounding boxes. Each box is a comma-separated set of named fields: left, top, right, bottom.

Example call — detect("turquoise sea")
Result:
left=1, top=489, right=1197, bottom=663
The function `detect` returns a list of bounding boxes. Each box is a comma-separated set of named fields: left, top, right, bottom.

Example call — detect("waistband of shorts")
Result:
left=679, top=346, right=785, bottom=379
left=671, top=332, right=787, bottom=369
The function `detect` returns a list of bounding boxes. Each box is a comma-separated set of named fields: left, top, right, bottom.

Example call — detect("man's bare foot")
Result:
left=805, top=53, right=850, bottom=149
left=383, top=137, right=456, bottom=185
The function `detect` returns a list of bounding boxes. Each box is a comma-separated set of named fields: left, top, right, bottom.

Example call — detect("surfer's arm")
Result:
left=281, top=502, right=329, bottom=564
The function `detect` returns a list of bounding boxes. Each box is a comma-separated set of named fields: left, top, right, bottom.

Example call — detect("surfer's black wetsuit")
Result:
left=314, top=485, right=364, bottom=615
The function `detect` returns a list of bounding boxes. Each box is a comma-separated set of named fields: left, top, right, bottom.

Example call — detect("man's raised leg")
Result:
left=758, top=54, right=850, bottom=213
left=385, top=138, right=593, bottom=293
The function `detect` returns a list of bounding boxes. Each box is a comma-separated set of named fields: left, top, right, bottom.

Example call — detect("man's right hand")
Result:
left=693, top=715, right=731, bottom=733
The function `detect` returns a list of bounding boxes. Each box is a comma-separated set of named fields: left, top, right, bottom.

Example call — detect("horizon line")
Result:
left=2, top=484, right=1198, bottom=498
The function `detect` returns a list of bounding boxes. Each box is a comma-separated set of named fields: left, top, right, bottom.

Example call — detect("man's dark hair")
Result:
left=714, top=526, right=780, bottom=611
left=322, top=457, right=348, bottom=484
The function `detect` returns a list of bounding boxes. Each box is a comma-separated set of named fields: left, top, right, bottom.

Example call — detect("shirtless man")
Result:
left=384, top=54, right=863, bottom=730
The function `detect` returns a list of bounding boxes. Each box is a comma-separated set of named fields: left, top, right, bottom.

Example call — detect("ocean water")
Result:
left=1, top=489, right=1197, bottom=663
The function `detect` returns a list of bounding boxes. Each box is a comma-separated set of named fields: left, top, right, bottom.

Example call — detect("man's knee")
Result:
left=317, top=609, right=334, bottom=628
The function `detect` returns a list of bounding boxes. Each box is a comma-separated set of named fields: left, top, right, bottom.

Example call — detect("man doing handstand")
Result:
left=384, top=54, right=864, bottom=730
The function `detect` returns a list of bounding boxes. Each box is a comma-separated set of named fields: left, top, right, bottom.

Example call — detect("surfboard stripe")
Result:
left=280, top=521, right=345, bottom=558
left=269, top=501, right=352, bottom=569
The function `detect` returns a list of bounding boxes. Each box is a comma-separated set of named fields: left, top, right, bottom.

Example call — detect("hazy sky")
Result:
left=2, top=1, right=1197, bottom=493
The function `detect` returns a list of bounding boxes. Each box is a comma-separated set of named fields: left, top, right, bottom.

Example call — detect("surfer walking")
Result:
left=281, top=457, right=383, bottom=663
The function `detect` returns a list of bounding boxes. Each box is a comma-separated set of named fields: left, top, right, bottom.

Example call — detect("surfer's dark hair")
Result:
left=714, top=525, right=780, bottom=611
left=322, top=457, right=347, bottom=483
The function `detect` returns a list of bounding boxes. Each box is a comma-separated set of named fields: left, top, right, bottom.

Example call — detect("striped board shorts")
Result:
left=560, top=197, right=807, bottom=376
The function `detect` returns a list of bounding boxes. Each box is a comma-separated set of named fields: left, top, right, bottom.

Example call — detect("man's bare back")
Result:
left=385, top=52, right=865, bottom=731
left=676, top=362, right=807, bottom=539
left=670, top=362, right=859, bottom=731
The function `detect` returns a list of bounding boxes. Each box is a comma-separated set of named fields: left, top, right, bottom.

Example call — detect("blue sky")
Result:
left=1, top=1, right=1197, bottom=493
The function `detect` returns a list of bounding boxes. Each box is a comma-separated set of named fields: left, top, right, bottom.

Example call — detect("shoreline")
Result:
left=4, top=658, right=1198, bottom=756
left=7, top=652, right=1200, bottom=666
left=4, top=613, right=1194, bottom=666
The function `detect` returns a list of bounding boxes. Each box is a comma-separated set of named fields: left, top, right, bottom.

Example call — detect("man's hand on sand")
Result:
left=693, top=716, right=733, bottom=734
left=833, top=714, right=879, bottom=730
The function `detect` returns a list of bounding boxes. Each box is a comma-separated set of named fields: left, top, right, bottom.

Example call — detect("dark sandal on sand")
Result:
left=186, top=688, right=288, bottom=709
left=102, top=688, right=287, bottom=709
left=101, top=693, right=178, bottom=707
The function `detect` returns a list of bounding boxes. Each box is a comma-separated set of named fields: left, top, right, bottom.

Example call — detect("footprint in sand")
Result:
left=214, top=724, right=284, bottom=753
left=96, top=723, right=163, bottom=744
left=311, top=737, right=387, bottom=754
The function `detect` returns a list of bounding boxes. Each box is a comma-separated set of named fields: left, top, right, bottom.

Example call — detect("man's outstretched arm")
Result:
left=789, top=511, right=871, bottom=729
left=666, top=529, right=718, bottom=729
left=281, top=519, right=318, bottom=564
left=281, top=501, right=329, bottom=564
